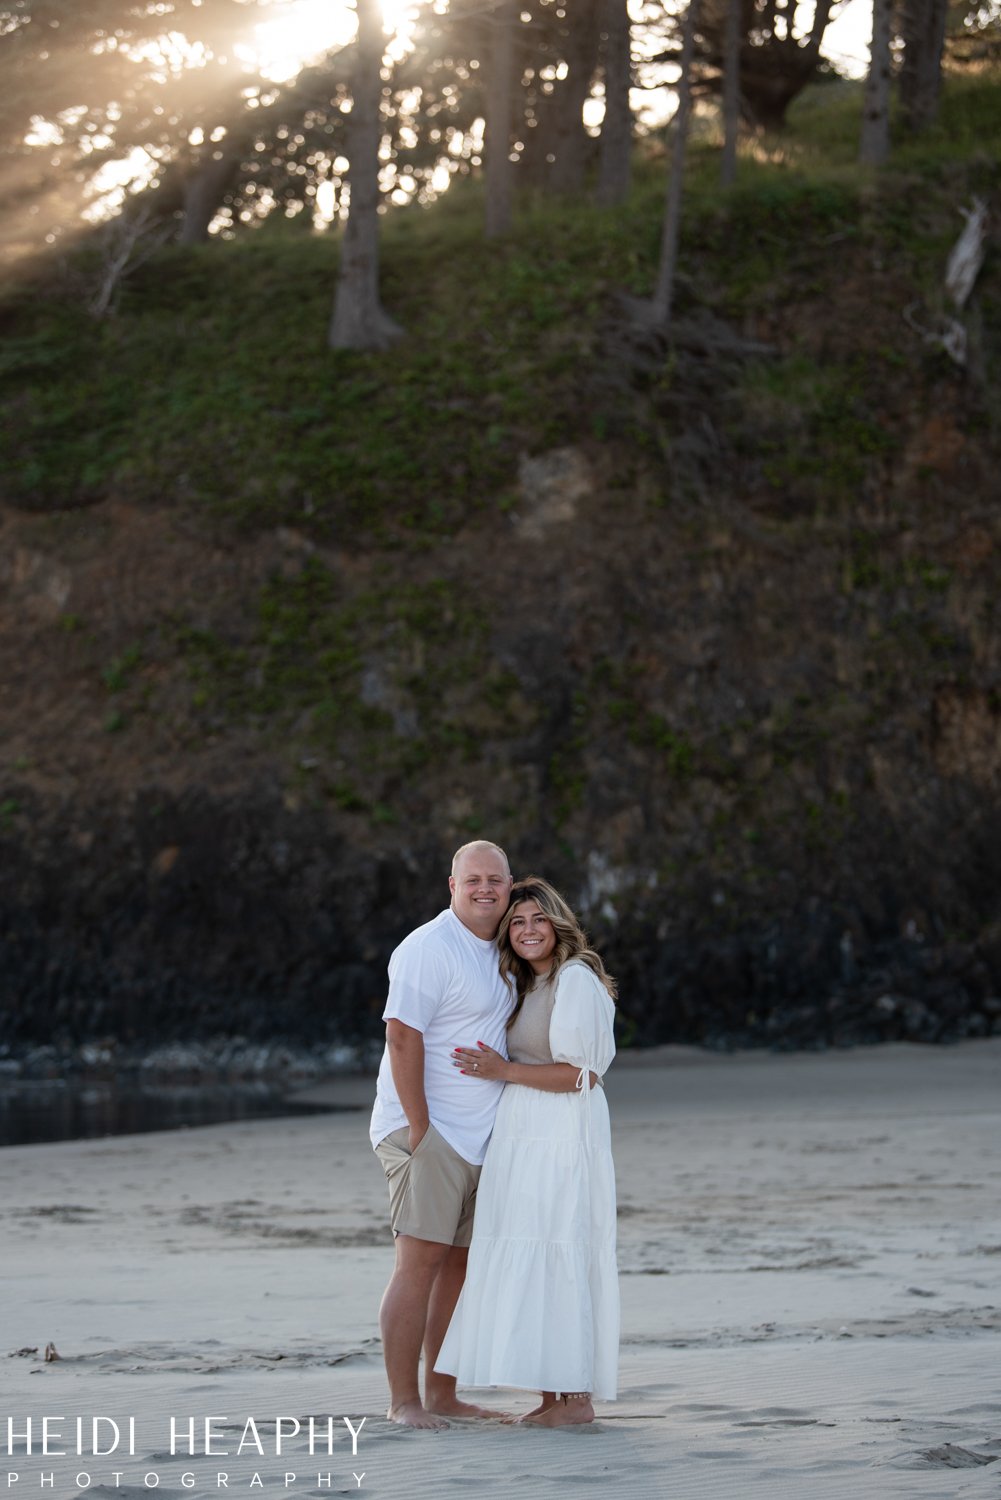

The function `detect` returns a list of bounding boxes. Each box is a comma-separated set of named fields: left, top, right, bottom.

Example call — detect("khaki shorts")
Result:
left=374, top=1124, right=480, bottom=1247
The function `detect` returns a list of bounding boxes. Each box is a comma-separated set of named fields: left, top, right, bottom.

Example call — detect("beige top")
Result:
left=507, top=972, right=559, bottom=1065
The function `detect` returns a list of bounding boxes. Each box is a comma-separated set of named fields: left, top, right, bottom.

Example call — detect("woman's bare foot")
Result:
left=511, top=1392, right=558, bottom=1423
left=387, top=1399, right=449, bottom=1429
left=425, top=1394, right=500, bottom=1420
left=521, top=1395, right=594, bottom=1427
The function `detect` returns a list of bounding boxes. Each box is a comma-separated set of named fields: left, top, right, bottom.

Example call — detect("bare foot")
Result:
left=508, top=1396, right=557, bottom=1423
left=387, top=1399, right=449, bottom=1429
left=521, top=1397, right=594, bottom=1427
left=425, top=1395, right=500, bottom=1420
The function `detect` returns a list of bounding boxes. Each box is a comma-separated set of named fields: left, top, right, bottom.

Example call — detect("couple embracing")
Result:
left=369, top=840, right=618, bottom=1429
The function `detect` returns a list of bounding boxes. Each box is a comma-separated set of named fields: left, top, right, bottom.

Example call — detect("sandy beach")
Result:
left=2, top=1039, right=1000, bottom=1499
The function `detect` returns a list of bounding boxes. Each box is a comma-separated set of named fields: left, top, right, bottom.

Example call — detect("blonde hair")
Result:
left=450, top=840, right=510, bottom=878
left=498, top=876, right=617, bottom=1028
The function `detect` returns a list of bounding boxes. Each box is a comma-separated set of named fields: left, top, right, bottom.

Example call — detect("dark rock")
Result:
left=1, top=780, right=1000, bottom=1056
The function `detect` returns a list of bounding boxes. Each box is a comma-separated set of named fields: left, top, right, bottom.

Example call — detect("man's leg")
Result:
left=379, top=1233, right=451, bottom=1428
left=423, top=1245, right=496, bottom=1418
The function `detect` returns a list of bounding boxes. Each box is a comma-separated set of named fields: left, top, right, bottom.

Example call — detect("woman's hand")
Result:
left=451, top=1042, right=509, bottom=1081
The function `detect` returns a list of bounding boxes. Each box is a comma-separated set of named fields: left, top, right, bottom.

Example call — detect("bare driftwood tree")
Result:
left=597, top=0, right=633, bottom=207
left=719, top=0, right=740, bottom=186
left=87, top=206, right=173, bottom=319
left=904, top=198, right=989, bottom=367
left=329, top=0, right=403, bottom=351
left=859, top=0, right=893, bottom=166
left=652, top=0, right=699, bottom=326
left=485, top=0, right=516, bottom=239
left=946, top=197, right=989, bottom=309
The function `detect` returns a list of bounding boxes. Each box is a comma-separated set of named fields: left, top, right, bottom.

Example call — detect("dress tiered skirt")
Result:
left=435, top=1077, right=619, bottom=1400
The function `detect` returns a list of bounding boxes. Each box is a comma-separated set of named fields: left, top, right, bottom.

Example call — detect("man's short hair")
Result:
left=450, top=840, right=511, bottom=878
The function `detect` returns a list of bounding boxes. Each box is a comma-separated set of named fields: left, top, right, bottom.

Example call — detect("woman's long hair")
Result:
left=498, top=876, right=617, bottom=1029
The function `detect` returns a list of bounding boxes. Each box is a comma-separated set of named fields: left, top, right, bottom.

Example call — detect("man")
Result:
left=370, top=840, right=514, bottom=1428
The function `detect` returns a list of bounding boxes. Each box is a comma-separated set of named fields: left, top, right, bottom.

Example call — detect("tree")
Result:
left=899, top=0, right=950, bottom=132
left=510, top=0, right=599, bottom=188
left=174, top=142, right=248, bottom=245
left=859, top=0, right=892, bottom=165
left=148, top=59, right=353, bottom=243
left=484, top=0, right=516, bottom=238
left=679, top=0, right=843, bottom=131
left=329, top=0, right=403, bottom=350
left=549, top=0, right=601, bottom=193
left=596, top=0, right=632, bottom=206
left=948, top=2, right=1001, bottom=69
left=0, top=0, right=277, bottom=259
left=719, top=0, right=740, bottom=186
left=652, top=0, right=698, bottom=326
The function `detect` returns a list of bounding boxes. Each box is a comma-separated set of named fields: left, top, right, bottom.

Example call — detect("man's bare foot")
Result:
left=425, top=1395, right=500, bottom=1420
left=387, top=1399, right=449, bottom=1429
left=520, top=1396, right=594, bottom=1427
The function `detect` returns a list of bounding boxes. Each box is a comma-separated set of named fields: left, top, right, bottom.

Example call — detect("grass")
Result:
left=733, top=351, right=901, bottom=504
left=164, top=561, right=528, bottom=800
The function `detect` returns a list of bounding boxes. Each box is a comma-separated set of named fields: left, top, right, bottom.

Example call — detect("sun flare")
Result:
left=247, top=0, right=418, bottom=84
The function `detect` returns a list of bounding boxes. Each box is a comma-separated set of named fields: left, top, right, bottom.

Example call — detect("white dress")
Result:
left=435, top=959, right=619, bottom=1399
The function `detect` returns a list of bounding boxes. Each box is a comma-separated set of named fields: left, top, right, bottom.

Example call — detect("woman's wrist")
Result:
left=505, top=1061, right=581, bottom=1091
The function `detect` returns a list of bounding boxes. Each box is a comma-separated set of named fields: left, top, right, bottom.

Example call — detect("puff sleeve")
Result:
left=549, top=961, right=616, bottom=1081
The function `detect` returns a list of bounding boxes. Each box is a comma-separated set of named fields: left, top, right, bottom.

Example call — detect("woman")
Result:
left=434, top=877, right=618, bottom=1426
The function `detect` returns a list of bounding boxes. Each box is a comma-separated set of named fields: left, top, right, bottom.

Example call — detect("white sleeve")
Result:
left=549, top=963, right=616, bottom=1078
left=383, top=932, right=450, bottom=1033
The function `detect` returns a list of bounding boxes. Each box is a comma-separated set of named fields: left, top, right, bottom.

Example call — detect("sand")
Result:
left=2, top=1038, right=1000, bottom=1499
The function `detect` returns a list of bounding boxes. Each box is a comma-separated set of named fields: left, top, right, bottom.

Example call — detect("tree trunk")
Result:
left=549, top=0, right=601, bottom=194
left=759, top=0, right=779, bottom=38
left=177, top=148, right=242, bottom=245
left=596, top=0, right=632, bottom=207
left=900, top=0, right=949, bottom=132
left=485, top=0, right=516, bottom=239
left=859, top=0, right=892, bottom=166
left=807, top=0, right=835, bottom=54
left=720, top=0, right=740, bottom=186
left=329, top=0, right=403, bottom=351
left=740, top=0, right=833, bottom=131
left=652, top=0, right=699, bottom=325
left=945, top=197, right=988, bottom=309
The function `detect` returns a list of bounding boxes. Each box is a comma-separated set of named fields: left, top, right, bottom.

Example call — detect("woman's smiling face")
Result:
left=507, top=900, right=557, bottom=973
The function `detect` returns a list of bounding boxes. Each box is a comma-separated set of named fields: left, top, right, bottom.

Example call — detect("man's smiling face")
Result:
left=448, top=845, right=513, bottom=940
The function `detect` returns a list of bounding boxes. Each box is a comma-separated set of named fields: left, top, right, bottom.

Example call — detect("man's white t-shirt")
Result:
left=369, top=908, right=513, bottom=1165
